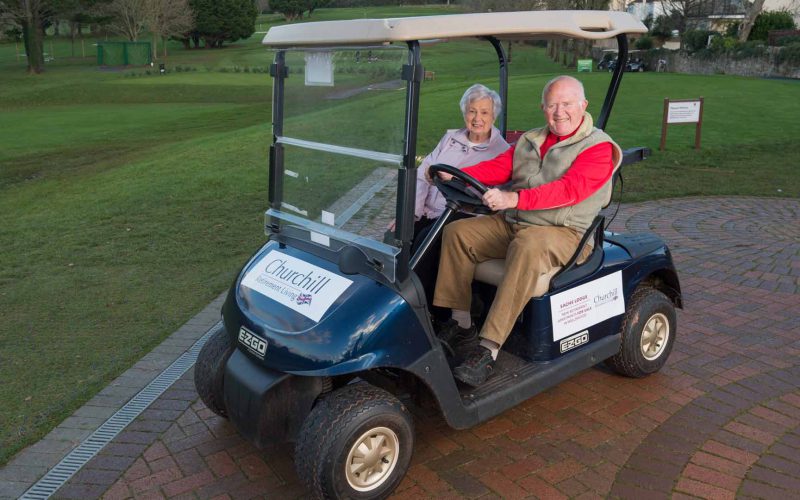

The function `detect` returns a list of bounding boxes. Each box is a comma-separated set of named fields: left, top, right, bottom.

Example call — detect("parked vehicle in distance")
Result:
left=597, top=51, right=616, bottom=70
left=626, top=57, right=647, bottom=71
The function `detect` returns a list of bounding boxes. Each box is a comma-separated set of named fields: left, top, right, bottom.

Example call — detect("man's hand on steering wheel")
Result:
left=482, top=188, right=519, bottom=211
left=428, top=164, right=517, bottom=212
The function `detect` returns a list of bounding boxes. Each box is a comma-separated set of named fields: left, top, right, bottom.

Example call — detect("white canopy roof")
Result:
left=262, top=10, right=647, bottom=48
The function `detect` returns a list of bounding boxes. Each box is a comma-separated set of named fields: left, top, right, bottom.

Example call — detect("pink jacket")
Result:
left=415, top=127, right=509, bottom=220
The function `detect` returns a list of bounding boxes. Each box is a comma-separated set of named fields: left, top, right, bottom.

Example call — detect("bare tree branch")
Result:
left=143, top=0, right=193, bottom=59
left=102, top=0, right=147, bottom=41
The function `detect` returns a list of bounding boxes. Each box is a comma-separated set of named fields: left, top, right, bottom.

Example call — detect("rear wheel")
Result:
left=194, top=323, right=234, bottom=417
left=295, top=383, right=414, bottom=499
left=606, top=286, right=676, bottom=378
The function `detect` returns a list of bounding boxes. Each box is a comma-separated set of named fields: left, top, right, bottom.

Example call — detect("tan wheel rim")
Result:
left=641, top=312, right=669, bottom=361
left=345, top=426, right=399, bottom=492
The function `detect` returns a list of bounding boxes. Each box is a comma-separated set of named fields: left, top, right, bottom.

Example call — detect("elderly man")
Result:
left=432, top=75, right=622, bottom=386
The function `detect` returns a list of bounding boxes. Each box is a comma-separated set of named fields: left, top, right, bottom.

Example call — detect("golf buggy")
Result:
left=195, top=10, right=682, bottom=499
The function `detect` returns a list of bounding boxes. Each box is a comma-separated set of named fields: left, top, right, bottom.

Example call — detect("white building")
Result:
left=625, top=0, right=669, bottom=22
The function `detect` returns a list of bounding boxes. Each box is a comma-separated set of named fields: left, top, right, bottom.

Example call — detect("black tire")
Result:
left=606, top=286, right=676, bottom=378
left=295, top=383, right=414, bottom=499
left=194, top=323, right=234, bottom=417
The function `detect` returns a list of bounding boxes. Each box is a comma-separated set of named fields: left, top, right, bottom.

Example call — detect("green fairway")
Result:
left=1, top=5, right=799, bottom=466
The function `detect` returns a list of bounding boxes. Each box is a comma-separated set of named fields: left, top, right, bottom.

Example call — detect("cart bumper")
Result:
left=224, top=349, right=323, bottom=446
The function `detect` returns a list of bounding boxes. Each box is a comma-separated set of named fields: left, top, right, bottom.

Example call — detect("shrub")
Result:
left=777, top=35, right=800, bottom=46
left=731, top=41, right=767, bottom=60
left=776, top=41, right=800, bottom=65
left=749, top=10, right=796, bottom=41
left=651, top=13, right=680, bottom=41
left=635, top=35, right=654, bottom=50
left=709, top=36, right=739, bottom=52
left=683, top=30, right=715, bottom=53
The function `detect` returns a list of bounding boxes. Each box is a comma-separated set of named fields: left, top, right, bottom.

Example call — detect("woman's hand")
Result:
left=482, top=188, right=518, bottom=211
left=424, top=166, right=453, bottom=183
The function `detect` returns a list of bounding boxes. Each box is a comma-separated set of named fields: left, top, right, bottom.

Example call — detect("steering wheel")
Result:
left=428, top=164, right=493, bottom=213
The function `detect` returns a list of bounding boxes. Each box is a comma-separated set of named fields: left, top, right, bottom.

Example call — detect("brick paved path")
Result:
left=8, top=197, right=800, bottom=499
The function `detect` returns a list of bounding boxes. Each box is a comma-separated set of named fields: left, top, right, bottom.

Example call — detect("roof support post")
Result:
left=484, top=36, right=508, bottom=137
left=597, top=33, right=628, bottom=130
left=395, top=41, right=423, bottom=283
left=268, top=50, right=288, bottom=233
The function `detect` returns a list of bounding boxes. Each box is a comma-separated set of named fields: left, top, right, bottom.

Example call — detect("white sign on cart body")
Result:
left=550, top=271, right=626, bottom=341
left=667, top=100, right=701, bottom=123
left=241, top=250, right=352, bottom=322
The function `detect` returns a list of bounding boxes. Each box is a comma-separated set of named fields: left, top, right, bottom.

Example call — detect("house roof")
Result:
left=262, top=10, right=647, bottom=47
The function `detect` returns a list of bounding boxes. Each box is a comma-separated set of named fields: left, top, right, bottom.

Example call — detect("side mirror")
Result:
left=338, top=245, right=369, bottom=275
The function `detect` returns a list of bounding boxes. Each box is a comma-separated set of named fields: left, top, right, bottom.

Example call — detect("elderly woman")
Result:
left=413, top=83, right=509, bottom=235
left=405, top=84, right=509, bottom=323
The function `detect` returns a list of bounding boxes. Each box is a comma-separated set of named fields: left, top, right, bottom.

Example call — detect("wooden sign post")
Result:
left=660, top=97, right=704, bottom=151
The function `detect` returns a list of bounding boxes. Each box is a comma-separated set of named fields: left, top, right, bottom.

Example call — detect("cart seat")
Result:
left=504, top=130, right=526, bottom=145
left=474, top=260, right=561, bottom=297
left=472, top=215, right=606, bottom=296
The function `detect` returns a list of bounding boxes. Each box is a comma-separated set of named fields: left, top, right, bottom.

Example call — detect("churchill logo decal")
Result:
left=241, top=250, right=352, bottom=322
left=550, top=271, right=626, bottom=341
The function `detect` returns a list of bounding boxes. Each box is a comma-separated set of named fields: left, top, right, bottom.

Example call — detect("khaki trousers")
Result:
left=433, top=214, right=590, bottom=346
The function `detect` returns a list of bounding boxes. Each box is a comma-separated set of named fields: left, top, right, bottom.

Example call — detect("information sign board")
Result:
left=660, top=97, right=704, bottom=150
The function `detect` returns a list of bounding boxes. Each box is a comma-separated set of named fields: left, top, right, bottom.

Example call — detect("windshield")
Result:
left=267, top=46, right=408, bottom=281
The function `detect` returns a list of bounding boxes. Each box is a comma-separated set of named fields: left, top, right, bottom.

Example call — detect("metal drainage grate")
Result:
left=19, top=322, right=220, bottom=500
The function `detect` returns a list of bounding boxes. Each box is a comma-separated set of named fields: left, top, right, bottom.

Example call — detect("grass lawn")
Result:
left=1, top=5, right=799, bottom=466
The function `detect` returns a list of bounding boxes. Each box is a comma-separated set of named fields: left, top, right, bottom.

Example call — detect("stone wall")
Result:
left=649, top=49, right=800, bottom=79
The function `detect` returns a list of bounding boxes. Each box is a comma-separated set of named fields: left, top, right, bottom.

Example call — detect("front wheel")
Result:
left=295, top=383, right=414, bottom=499
left=606, top=286, right=676, bottom=378
left=194, top=323, right=234, bottom=417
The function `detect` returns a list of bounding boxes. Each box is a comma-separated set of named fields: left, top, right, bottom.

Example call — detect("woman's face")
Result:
left=464, top=97, right=495, bottom=142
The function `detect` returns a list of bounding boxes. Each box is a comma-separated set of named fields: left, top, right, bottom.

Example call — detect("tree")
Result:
left=48, top=0, right=103, bottom=56
left=307, top=0, right=328, bottom=17
left=541, top=0, right=611, bottom=67
left=661, top=0, right=709, bottom=48
left=270, top=0, right=307, bottom=20
left=144, top=0, right=193, bottom=59
left=738, top=0, right=766, bottom=41
left=651, top=12, right=681, bottom=43
left=747, top=9, right=796, bottom=41
left=190, top=0, right=257, bottom=48
left=0, top=0, right=50, bottom=73
left=102, top=0, right=146, bottom=41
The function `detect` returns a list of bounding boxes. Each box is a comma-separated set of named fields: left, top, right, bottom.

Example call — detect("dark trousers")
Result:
left=411, top=213, right=471, bottom=323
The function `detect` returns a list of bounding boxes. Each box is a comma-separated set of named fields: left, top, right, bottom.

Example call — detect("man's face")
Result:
left=541, top=80, right=589, bottom=137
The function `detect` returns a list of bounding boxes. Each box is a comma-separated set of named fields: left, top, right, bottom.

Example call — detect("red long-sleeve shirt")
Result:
left=462, top=130, right=614, bottom=211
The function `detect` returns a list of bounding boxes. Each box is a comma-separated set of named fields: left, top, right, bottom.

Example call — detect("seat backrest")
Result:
left=504, top=130, right=526, bottom=145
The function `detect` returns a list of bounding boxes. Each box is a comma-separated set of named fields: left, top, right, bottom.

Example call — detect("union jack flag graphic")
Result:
left=296, top=293, right=312, bottom=305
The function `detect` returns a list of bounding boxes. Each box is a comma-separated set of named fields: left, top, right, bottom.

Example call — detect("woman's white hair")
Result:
left=541, top=75, right=586, bottom=104
left=459, top=83, right=502, bottom=119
